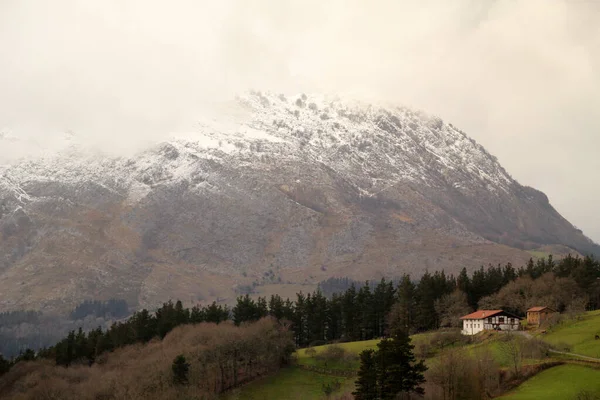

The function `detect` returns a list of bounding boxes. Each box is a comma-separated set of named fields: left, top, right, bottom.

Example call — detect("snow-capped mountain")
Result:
left=0, top=92, right=596, bottom=312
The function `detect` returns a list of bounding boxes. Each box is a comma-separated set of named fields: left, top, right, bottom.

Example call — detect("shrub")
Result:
left=317, top=345, right=346, bottom=362
left=521, top=338, right=550, bottom=359
left=172, top=354, right=190, bottom=385
left=414, top=341, right=433, bottom=359
left=429, top=330, right=466, bottom=350
left=322, top=380, right=342, bottom=397
left=305, top=347, right=317, bottom=357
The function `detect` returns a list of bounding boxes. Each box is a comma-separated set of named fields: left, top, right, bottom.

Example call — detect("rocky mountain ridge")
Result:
left=0, top=92, right=596, bottom=312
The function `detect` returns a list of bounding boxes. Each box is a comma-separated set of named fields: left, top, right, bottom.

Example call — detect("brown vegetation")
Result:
left=425, top=347, right=500, bottom=400
left=478, top=273, right=588, bottom=315
left=0, top=318, right=294, bottom=400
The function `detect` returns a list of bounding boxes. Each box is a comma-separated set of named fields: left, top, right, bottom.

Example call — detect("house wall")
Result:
left=461, top=314, right=521, bottom=335
left=462, top=319, right=485, bottom=335
left=527, top=311, right=540, bottom=325
left=527, top=310, right=555, bottom=326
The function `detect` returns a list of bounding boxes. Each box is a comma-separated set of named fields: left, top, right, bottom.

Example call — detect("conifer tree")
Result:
left=353, top=349, right=378, bottom=400
left=172, top=354, right=190, bottom=385
left=391, top=274, right=415, bottom=335
left=375, top=330, right=427, bottom=399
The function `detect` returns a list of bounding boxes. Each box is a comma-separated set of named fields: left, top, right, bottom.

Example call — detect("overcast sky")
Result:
left=0, top=0, right=599, bottom=242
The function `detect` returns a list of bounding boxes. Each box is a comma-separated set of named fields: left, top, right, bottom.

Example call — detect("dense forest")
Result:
left=0, top=255, right=599, bottom=381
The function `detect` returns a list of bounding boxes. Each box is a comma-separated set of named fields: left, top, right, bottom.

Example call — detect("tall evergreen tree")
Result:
left=414, top=272, right=438, bottom=331
left=353, top=349, right=378, bottom=400
left=357, top=284, right=374, bottom=340
left=376, top=330, right=427, bottom=399
left=390, top=274, right=416, bottom=335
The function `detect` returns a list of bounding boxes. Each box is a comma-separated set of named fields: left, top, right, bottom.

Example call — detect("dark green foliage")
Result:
left=233, top=294, right=268, bottom=325
left=354, top=331, right=427, bottom=399
left=392, top=274, right=416, bottom=334
left=172, top=354, right=190, bottom=385
left=354, top=349, right=378, bottom=400
left=376, top=332, right=427, bottom=399
left=13, top=348, right=36, bottom=364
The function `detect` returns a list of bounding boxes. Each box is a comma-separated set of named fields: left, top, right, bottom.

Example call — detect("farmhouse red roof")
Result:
left=527, top=306, right=555, bottom=312
left=460, top=310, right=503, bottom=320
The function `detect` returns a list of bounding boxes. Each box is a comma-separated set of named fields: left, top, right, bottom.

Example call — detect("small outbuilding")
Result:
left=460, top=310, right=522, bottom=335
left=526, top=306, right=557, bottom=327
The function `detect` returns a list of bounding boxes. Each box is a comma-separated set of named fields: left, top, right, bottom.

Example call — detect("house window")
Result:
left=499, top=317, right=504, bottom=324
left=488, top=317, right=492, bottom=323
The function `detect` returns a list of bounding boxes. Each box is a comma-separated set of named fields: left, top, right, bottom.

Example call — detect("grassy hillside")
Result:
left=226, top=323, right=600, bottom=400
left=295, top=334, right=437, bottom=371
left=500, top=364, right=600, bottom=399
left=541, top=310, right=600, bottom=358
left=223, top=367, right=354, bottom=400
left=230, top=330, right=550, bottom=399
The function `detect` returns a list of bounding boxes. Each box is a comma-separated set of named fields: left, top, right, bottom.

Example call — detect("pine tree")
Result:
left=256, top=296, right=269, bottom=319
left=294, top=292, right=308, bottom=346
left=233, top=294, right=258, bottom=325
left=327, top=293, right=343, bottom=341
left=357, top=284, right=374, bottom=340
left=353, top=349, right=378, bottom=400
left=342, top=285, right=359, bottom=341
left=190, top=305, right=205, bottom=323
left=415, top=271, right=438, bottom=331
left=268, top=294, right=285, bottom=320
left=390, top=275, right=416, bottom=335
left=172, top=354, right=190, bottom=385
left=376, top=330, right=427, bottom=399
left=175, top=300, right=189, bottom=326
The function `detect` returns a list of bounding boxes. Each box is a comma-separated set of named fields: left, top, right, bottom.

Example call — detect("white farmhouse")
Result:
left=460, top=309, right=522, bottom=335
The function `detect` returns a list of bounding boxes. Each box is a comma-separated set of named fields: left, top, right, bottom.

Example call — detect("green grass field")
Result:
left=500, top=364, right=600, bottom=399
left=295, top=333, right=436, bottom=371
left=295, top=339, right=380, bottom=370
left=223, top=367, right=353, bottom=400
left=542, top=310, right=600, bottom=358
left=296, top=338, right=381, bottom=360
left=461, top=333, right=548, bottom=368
left=226, top=322, right=600, bottom=400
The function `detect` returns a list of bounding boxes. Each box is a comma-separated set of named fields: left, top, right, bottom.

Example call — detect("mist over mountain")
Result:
left=0, top=92, right=596, bottom=313
left=1, top=0, right=599, bottom=242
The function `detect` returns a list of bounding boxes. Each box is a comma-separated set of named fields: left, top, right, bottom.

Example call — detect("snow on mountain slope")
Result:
left=2, top=91, right=512, bottom=200
left=0, top=92, right=596, bottom=312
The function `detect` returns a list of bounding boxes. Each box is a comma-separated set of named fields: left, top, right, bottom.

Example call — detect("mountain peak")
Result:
left=0, top=93, right=597, bottom=312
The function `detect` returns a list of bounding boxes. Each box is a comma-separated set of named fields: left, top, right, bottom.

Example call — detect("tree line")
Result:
left=1, top=254, right=598, bottom=378
left=0, top=318, right=295, bottom=400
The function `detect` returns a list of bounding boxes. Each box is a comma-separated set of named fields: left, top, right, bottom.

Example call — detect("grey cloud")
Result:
left=0, top=0, right=599, bottom=241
